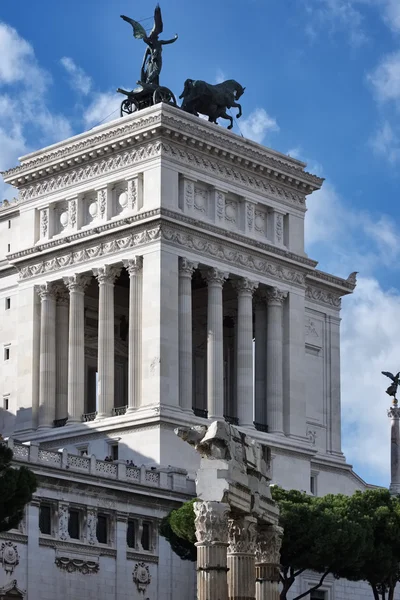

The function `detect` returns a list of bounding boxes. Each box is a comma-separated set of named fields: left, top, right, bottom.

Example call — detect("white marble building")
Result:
left=0, top=104, right=376, bottom=599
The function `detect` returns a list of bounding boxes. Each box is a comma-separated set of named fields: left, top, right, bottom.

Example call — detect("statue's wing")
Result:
left=382, top=371, right=395, bottom=381
left=120, top=15, right=147, bottom=39
left=150, top=4, right=164, bottom=37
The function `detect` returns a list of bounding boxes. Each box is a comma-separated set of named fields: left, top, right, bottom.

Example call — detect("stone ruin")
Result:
left=176, top=420, right=282, bottom=600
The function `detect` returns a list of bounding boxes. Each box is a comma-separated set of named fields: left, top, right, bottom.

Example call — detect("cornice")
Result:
left=308, top=270, right=355, bottom=293
left=305, top=285, right=342, bottom=309
left=2, top=105, right=322, bottom=203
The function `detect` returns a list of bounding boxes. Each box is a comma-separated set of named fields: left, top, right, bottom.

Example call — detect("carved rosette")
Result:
left=179, top=257, right=198, bottom=278
left=0, top=542, right=19, bottom=574
left=265, top=287, right=287, bottom=306
left=206, top=267, right=229, bottom=287
left=193, top=501, right=230, bottom=545
left=123, top=256, right=143, bottom=277
left=228, top=518, right=257, bottom=554
left=63, top=273, right=92, bottom=294
left=232, top=278, right=259, bottom=296
left=93, top=265, right=121, bottom=285
left=255, top=525, right=283, bottom=565
left=133, top=562, right=151, bottom=592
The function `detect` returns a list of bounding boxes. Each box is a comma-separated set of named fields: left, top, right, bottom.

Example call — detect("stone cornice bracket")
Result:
left=35, top=282, right=57, bottom=301
left=93, top=264, right=121, bottom=284
left=265, top=287, right=287, bottom=306
left=193, top=501, right=230, bottom=545
left=232, top=277, right=259, bottom=295
left=179, top=257, right=198, bottom=277
left=63, top=273, right=92, bottom=293
left=122, top=256, right=143, bottom=276
left=205, top=267, right=229, bottom=287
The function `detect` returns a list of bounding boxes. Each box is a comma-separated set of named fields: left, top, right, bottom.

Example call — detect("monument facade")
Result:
left=0, top=103, right=373, bottom=599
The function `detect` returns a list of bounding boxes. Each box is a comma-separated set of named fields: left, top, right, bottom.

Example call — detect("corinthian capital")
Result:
left=63, top=273, right=92, bottom=293
left=232, top=277, right=259, bottom=295
left=36, top=282, right=57, bottom=302
left=206, top=267, right=229, bottom=286
left=123, top=257, right=143, bottom=277
left=193, top=501, right=230, bottom=545
left=228, top=517, right=257, bottom=554
left=265, top=287, right=287, bottom=306
left=255, top=524, right=283, bottom=565
left=93, top=265, right=121, bottom=285
left=179, top=257, right=198, bottom=277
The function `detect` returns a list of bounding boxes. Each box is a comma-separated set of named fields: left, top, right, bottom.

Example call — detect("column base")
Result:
left=125, top=407, right=138, bottom=415
left=37, top=425, right=52, bottom=431
left=66, top=418, right=81, bottom=426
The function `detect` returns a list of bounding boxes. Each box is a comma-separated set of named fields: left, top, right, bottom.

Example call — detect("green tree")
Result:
left=0, top=441, right=37, bottom=532
left=340, top=489, right=400, bottom=600
left=159, top=500, right=197, bottom=562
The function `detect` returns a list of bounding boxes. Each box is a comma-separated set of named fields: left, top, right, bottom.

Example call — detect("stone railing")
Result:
left=6, top=439, right=195, bottom=495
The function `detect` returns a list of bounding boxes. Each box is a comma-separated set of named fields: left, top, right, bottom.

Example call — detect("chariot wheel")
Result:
left=153, top=87, right=176, bottom=106
left=120, top=98, right=139, bottom=117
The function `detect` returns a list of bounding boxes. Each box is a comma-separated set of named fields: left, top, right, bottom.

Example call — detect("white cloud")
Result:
left=239, top=108, right=279, bottom=144
left=60, top=57, right=92, bottom=96
left=304, top=0, right=368, bottom=46
left=83, top=92, right=121, bottom=129
left=368, top=50, right=400, bottom=105
left=215, top=69, right=226, bottom=84
left=369, top=121, right=400, bottom=163
left=381, top=0, right=400, bottom=33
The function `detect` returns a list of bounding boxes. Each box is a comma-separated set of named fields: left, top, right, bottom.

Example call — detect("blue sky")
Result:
left=1, top=0, right=400, bottom=487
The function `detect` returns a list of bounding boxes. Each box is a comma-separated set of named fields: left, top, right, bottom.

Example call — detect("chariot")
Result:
left=117, top=82, right=176, bottom=116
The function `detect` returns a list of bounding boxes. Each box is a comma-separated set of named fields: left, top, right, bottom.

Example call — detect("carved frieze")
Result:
left=306, top=286, right=341, bottom=309
left=55, top=556, right=99, bottom=574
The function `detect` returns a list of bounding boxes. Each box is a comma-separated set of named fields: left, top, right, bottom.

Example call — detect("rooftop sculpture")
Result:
left=382, top=371, right=400, bottom=404
left=117, top=4, right=246, bottom=128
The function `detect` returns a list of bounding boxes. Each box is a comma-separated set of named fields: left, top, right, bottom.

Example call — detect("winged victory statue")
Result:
left=382, top=371, right=400, bottom=401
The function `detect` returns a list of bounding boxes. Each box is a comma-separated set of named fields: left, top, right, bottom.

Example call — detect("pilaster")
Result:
left=254, top=293, right=267, bottom=428
left=54, top=285, right=69, bottom=422
left=266, top=287, right=287, bottom=435
left=123, top=257, right=143, bottom=412
left=37, top=283, right=57, bottom=429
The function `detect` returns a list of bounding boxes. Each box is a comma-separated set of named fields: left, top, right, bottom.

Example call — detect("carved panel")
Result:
left=0, top=542, right=19, bottom=574
left=254, top=206, right=267, bottom=237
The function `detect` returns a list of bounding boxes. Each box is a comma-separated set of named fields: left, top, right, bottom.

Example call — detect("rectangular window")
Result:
left=4, top=347, right=10, bottom=361
left=141, top=521, right=152, bottom=551
left=8, top=220, right=11, bottom=229
left=77, top=446, right=88, bottom=457
left=310, top=591, right=327, bottom=600
left=96, top=514, right=108, bottom=544
left=7, top=244, right=10, bottom=253
left=39, top=504, right=52, bottom=535
left=127, top=519, right=136, bottom=549
left=110, top=444, right=118, bottom=461
left=3, top=396, right=9, bottom=410
left=5, top=298, right=10, bottom=310
left=68, top=509, right=80, bottom=540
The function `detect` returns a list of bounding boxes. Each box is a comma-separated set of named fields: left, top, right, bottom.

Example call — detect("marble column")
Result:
left=194, top=501, right=229, bottom=600
left=227, top=516, right=257, bottom=600
left=93, top=265, right=121, bottom=419
left=37, top=283, right=57, bottom=429
left=179, top=258, right=198, bottom=412
left=266, top=288, right=287, bottom=434
left=123, top=257, right=143, bottom=413
left=64, top=274, right=91, bottom=423
left=55, top=286, right=69, bottom=422
left=389, top=403, right=400, bottom=495
left=255, top=525, right=283, bottom=600
left=234, top=278, right=258, bottom=427
left=254, top=294, right=267, bottom=428
left=206, top=268, right=228, bottom=419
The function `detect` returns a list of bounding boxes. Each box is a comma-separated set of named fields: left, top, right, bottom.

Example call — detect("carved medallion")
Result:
left=133, top=562, right=151, bottom=592
left=1, top=541, right=19, bottom=574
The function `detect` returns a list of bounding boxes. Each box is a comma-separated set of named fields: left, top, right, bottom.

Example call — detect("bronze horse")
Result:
left=179, top=79, right=245, bottom=129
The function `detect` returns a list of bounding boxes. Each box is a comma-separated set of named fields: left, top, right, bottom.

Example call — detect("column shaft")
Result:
left=38, top=284, right=57, bottom=428
left=94, top=266, right=120, bottom=418
left=207, top=268, right=228, bottom=419
left=123, top=258, right=143, bottom=413
left=64, top=274, right=91, bottom=423
left=194, top=501, right=229, bottom=600
left=266, top=288, right=286, bottom=434
left=234, top=279, right=258, bottom=427
left=55, top=288, right=69, bottom=421
left=227, top=517, right=257, bottom=600
left=389, top=406, right=400, bottom=495
left=255, top=525, right=283, bottom=600
left=254, top=298, right=267, bottom=427
left=179, top=258, right=197, bottom=411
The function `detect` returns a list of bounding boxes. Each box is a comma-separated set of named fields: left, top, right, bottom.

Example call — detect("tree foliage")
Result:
left=159, top=499, right=197, bottom=562
left=0, top=441, right=37, bottom=532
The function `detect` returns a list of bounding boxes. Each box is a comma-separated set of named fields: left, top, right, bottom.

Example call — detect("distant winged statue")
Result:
left=121, top=5, right=178, bottom=87
left=382, top=371, right=400, bottom=399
